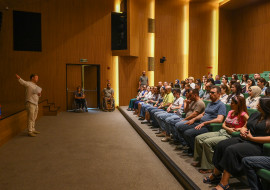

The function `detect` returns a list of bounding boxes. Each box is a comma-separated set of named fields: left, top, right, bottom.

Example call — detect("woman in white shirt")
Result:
left=220, top=84, right=230, bottom=104
left=246, top=86, right=261, bottom=109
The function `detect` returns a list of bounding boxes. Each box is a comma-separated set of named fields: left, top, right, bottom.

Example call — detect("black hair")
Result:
left=242, top=74, right=249, bottom=82
left=232, top=74, right=238, bottom=81
left=265, top=87, right=270, bottom=96
left=173, top=88, right=181, bottom=94
left=247, top=78, right=256, bottom=86
left=207, top=78, right=215, bottom=85
left=211, top=86, right=221, bottom=94
left=190, top=88, right=199, bottom=96
left=30, top=74, right=38, bottom=80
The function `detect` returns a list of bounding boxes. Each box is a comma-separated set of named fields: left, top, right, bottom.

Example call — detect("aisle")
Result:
left=0, top=109, right=183, bottom=190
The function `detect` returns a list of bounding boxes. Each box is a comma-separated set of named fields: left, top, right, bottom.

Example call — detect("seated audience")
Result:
left=220, top=84, right=230, bottom=104
left=246, top=86, right=261, bottom=109
left=183, top=83, right=191, bottom=97
left=128, top=86, right=143, bottom=111
left=207, top=78, right=215, bottom=86
left=173, top=89, right=205, bottom=149
left=133, top=85, right=148, bottom=113
left=226, top=82, right=244, bottom=104
left=177, top=86, right=226, bottom=155
left=221, top=76, right=230, bottom=89
left=137, top=86, right=154, bottom=115
left=74, top=86, right=88, bottom=111
left=155, top=89, right=184, bottom=142
left=208, top=73, right=213, bottom=79
left=193, top=96, right=248, bottom=174
left=202, top=75, right=208, bottom=90
left=257, top=78, right=269, bottom=95
left=204, top=97, right=270, bottom=190
left=242, top=156, right=270, bottom=190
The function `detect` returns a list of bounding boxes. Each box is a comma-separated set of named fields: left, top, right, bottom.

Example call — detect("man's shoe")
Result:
left=138, top=117, right=145, bottom=120
left=174, top=144, right=184, bottom=150
left=161, top=137, right=170, bottom=142
left=156, top=133, right=165, bottom=137
left=28, top=133, right=36, bottom=137
left=141, top=121, right=148, bottom=124
left=33, top=131, right=40, bottom=134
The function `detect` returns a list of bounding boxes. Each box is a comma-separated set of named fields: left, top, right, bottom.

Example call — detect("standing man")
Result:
left=16, top=74, right=42, bottom=137
left=103, top=83, right=115, bottom=111
left=138, top=71, right=149, bottom=89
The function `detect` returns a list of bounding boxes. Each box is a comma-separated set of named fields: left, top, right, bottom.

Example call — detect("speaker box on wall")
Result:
left=13, top=10, right=42, bottom=51
left=111, top=12, right=127, bottom=50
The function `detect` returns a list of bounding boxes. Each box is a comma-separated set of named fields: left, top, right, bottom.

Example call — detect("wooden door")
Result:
left=66, top=65, right=82, bottom=110
left=83, top=65, right=98, bottom=108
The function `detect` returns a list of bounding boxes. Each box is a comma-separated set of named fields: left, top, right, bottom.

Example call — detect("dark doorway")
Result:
left=66, top=64, right=100, bottom=111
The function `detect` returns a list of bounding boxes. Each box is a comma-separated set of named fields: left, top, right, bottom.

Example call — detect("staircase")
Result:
left=43, top=101, right=60, bottom=116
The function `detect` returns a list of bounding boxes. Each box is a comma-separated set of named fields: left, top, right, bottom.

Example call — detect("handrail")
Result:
left=0, top=99, right=48, bottom=121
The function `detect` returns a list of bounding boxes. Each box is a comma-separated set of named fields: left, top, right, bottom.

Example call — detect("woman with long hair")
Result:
left=193, top=96, right=249, bottom=174
left=226, top=82, right=243, bottom=104
left=220, top=84, right=230, bottom=104
left=204, top=97, right=270, bottom=190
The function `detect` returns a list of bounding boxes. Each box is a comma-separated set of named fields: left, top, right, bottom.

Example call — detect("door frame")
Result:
left=66, top=63, right=101, bottom=110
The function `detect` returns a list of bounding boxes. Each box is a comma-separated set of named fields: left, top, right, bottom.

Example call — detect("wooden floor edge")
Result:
left=118, top=107, right=200, bottom=190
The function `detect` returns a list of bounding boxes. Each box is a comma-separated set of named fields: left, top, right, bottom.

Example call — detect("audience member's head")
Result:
left=207, top=78, right=215, bottom=86
left=232, top=74, right=238, bottom=81
left=196, top=79, right=201, bottom=84
left=180, top=81, right=186, bottom=89
left=222, top=77, right=229, bottom=85
left=175, top=79, right=180, bottom=85
left=77, top=86, right=81, bottom=92
left=188, top=77, right=194, bottom=84
left=248, top=86, right=261, bottom=99
left=247, top=78, right=256, bottom=87
left=142, top=71, right=146, bottom=76
left=205, top=83, right=213, bottom=92
left=185, top=89, right=191, bottom=98
left=163, top=81, right=168, bottom=87
left=220, top=84, right=230, bottom=95
left=215, top=75, right=220, bottom=81
left=254, top=73, right=261, bottom=80
left=231, top=96, right=247, bottom=117
left=169, top=82, right=174, bottom=87
left=210, top=86, right=221, bottom=102
left=208, top=73, right=213, bottom=79
left=229, top=79, right=237, bottom=88
left=158, top=81, right=163, bottom=87
left=185, top=84, right=191, bottom=90
left=257, top=78, right=269, bottom=89
left=165, top=86, right=172, bottom=93
left=231, top=82, right=242, bottom=95
left=202, top=75, right=207, bottom=83
left=189, top=89, right=199, bottom=101
left=195, top=83, right=201, bottom=90
left=107, top=83, right=111, bottom=89
left=173, top=88, right=181, bottom=97
left=185, top=78, right=189, bottom=84
left=242, top=74, right=249, bottom=82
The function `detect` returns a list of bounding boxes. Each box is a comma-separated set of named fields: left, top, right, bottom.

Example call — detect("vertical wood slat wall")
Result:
left=1, top=0, right=270, bottom=113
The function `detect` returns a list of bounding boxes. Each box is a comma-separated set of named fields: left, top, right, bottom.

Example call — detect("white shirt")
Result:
left=190, top=83, right=195, bottom=89
left=18, top=78, right=42, bottom=105
left=220, top=94, right=228, bottom=104
left=171, top=97, right=184, bottom=109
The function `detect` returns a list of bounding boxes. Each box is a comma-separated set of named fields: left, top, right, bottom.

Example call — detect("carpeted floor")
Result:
left=0, top=109, right=183, bottom=190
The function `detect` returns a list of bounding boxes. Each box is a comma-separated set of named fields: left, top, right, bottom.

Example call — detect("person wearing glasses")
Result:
left=176, top=86, right=226, bottom=156
left=204, top=97, right=270, bottom=190
left=192, top=96, right=248, bottom=174
left=246, top=86, right=261, bottom=109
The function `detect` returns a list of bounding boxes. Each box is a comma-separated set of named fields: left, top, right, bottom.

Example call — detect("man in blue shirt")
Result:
left=177, top=86, right=226, bottom=155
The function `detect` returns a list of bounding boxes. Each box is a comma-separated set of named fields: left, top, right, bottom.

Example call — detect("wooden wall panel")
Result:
left=232, top=2, right=270, bottom=74
left=118, top=0, right=151, bottom=106
left=189, top=1, right=217, bottom=79
left=0, top=0, right=115, bottom=116
left=218, top=9, right=233, bottom=76
left=155, top=0, right=186, bottom=83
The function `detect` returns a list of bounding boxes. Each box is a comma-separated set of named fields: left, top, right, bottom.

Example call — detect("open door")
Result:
left=83, top=65, right=100, bottom=108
